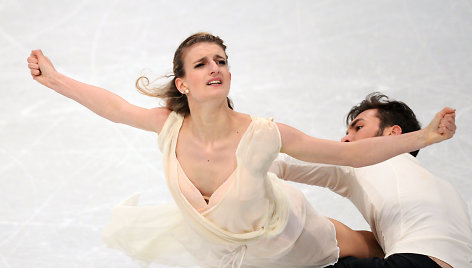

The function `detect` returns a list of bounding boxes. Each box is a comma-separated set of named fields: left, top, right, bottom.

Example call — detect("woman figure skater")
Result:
left=27, top=32, right=455, bottom=268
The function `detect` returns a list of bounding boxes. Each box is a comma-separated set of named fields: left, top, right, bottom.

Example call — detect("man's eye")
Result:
left=218, top=60, right=226, bottom=65
left=195, top=63, right=204, bottom=68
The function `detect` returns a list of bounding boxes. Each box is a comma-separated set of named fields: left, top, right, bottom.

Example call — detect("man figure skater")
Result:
left=270, top=93, right=472, bottom=267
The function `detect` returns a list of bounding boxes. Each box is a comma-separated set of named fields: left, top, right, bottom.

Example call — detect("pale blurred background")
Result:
left=1, top=0, right=471, bottom=267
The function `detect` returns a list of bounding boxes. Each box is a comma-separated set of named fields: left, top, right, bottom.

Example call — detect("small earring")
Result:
left=184, top=89, right=189, bottom=94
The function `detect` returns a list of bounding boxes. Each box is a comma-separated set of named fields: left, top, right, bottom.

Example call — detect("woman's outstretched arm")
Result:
left=27, top=49, right=170, bottom=133
left=277, top=108, right=456, bottom=168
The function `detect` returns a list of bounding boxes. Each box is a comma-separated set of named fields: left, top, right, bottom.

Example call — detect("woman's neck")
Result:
left=186, top=103, right=236, bottom=144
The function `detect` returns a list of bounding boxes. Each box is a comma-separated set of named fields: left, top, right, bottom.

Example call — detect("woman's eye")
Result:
left=355, top=126, right=363, bottom=131
left=195, top=63, right=204, bottom=68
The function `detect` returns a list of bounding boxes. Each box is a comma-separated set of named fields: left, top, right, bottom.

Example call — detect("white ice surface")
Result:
left=1, top=0, right=471, bottom=267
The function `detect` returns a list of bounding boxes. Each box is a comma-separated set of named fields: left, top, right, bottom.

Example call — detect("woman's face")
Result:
left=176, top=42, right=231, bottom=105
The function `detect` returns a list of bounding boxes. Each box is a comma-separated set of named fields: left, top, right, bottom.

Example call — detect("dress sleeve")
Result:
left=236, top=117, right=281, bottom=176
left=158, top=111, right=181, bottom=151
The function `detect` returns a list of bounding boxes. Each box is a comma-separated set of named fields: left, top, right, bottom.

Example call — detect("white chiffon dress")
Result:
left=102, top=111, right=339, bottom=268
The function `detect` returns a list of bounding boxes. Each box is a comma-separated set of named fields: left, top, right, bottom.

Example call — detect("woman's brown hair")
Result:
left=136, top=32, right=233, bottom=116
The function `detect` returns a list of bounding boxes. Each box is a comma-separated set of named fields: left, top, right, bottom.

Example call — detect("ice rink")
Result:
left=1, top=0, right=471, bottom=267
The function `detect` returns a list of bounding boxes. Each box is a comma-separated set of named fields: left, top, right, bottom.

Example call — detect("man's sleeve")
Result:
left=269, top=154, right=355, bottom=197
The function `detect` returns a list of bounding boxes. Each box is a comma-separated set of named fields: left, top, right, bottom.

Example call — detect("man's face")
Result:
left=341, top=109, right=383, bottom=142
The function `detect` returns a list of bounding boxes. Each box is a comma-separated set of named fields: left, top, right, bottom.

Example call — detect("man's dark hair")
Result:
left=346, top=92, right=422, bottom=157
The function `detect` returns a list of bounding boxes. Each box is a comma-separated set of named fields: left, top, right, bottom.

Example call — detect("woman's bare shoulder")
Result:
left=150, top=107, right=172, bottom=133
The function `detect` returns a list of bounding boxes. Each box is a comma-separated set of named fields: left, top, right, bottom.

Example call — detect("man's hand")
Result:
left=425, top=107, right=456, bottom=145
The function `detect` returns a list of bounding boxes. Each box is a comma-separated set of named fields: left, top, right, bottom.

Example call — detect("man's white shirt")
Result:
left=270, top=153, right=472, bottom=268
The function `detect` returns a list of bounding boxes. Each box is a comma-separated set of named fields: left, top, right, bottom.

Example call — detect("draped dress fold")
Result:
left=102, top=111, right=339, bottom=268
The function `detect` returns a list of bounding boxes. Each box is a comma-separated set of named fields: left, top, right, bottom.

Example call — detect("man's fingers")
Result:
left=446, top=122, right=457, bottom=133
left=439, top=117, right=454, bottom=127
left=443, top=113, right=455, bottom=121
left=440, top=107, right=456, bottom=115
left=438, top=112, right=455, bottom=127
left=435, top=108, right=455, bottom=124
left=434, top=108, right=457, bottom=140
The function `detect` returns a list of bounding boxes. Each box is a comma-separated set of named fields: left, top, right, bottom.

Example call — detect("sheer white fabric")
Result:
left=271, top=154, right=472, bottom=268
left=102, top=112, right=339, bottom=267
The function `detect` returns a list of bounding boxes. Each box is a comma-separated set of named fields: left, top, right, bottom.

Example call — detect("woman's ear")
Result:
left=175, top=77, right=186, bottom=93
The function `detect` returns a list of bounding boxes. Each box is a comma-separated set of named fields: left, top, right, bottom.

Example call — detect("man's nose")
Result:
left=341, top=134, right=351, bottom=142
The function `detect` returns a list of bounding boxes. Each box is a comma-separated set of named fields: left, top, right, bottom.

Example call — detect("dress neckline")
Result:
left=177, top=160, right=237, bottom=213
left=173, top=113, right=254, bottom=210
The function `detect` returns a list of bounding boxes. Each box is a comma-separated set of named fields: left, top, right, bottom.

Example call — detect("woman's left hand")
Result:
left=424, top=107, right=456, bottom=145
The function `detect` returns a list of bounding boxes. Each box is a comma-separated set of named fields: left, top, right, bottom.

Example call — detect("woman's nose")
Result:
left=209, top=61, right=219, bottom=75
